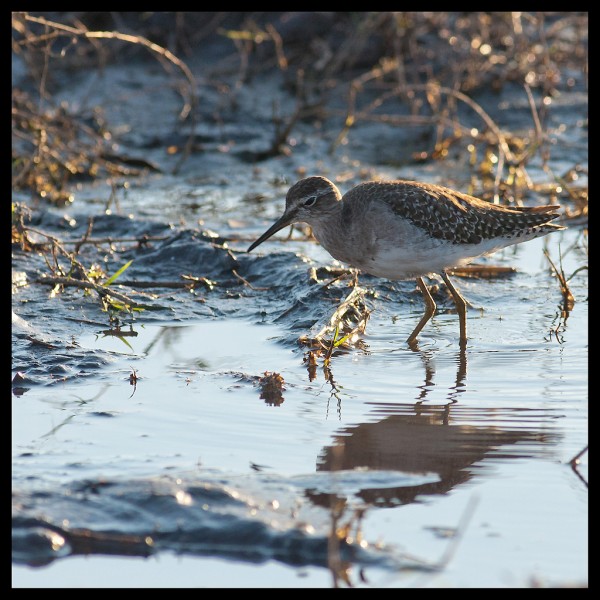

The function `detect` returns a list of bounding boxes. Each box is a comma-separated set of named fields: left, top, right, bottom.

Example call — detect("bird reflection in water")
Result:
left=309, top=342, right=559, bottom=510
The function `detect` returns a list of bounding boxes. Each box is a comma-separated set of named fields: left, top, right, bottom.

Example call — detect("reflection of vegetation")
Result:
left=140, top=325, right=183, bottom=356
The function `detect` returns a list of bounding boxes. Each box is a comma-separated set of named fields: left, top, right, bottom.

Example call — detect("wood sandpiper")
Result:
left=247, top=176, right=566, bottom=345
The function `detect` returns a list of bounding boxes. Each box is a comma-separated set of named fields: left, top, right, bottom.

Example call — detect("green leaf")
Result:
left=334, top=333, right=351, bottom=348
left=103, top=260, right=133, bottom=287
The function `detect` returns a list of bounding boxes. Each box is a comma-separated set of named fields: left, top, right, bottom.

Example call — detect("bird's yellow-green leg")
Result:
left=407, top=277, right=437, bottom=344
left=441, top=271, right=468, bottom=344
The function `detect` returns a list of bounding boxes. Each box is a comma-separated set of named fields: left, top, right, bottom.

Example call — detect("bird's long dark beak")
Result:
left=247, top=211, right=296, bottom=253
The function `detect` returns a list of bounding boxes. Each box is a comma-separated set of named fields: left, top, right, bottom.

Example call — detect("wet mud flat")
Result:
left=12, top=13, right=587, bottom=587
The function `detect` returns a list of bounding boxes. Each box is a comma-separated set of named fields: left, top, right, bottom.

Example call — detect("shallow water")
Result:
left=12, top=224, right=588, bottom=587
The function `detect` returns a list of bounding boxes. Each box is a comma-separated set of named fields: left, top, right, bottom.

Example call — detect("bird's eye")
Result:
left=303, top=196, right=317, bottom=207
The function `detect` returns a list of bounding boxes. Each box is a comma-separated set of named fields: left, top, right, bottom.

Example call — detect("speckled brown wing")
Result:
left=347, top=181, right=564, bottom=245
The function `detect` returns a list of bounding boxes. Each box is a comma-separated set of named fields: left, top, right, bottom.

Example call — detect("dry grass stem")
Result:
left=543, top=248, right=576, bottom=315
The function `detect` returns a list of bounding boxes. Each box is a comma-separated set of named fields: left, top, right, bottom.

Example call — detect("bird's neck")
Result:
left=307, top=203, right=346, bottom=255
